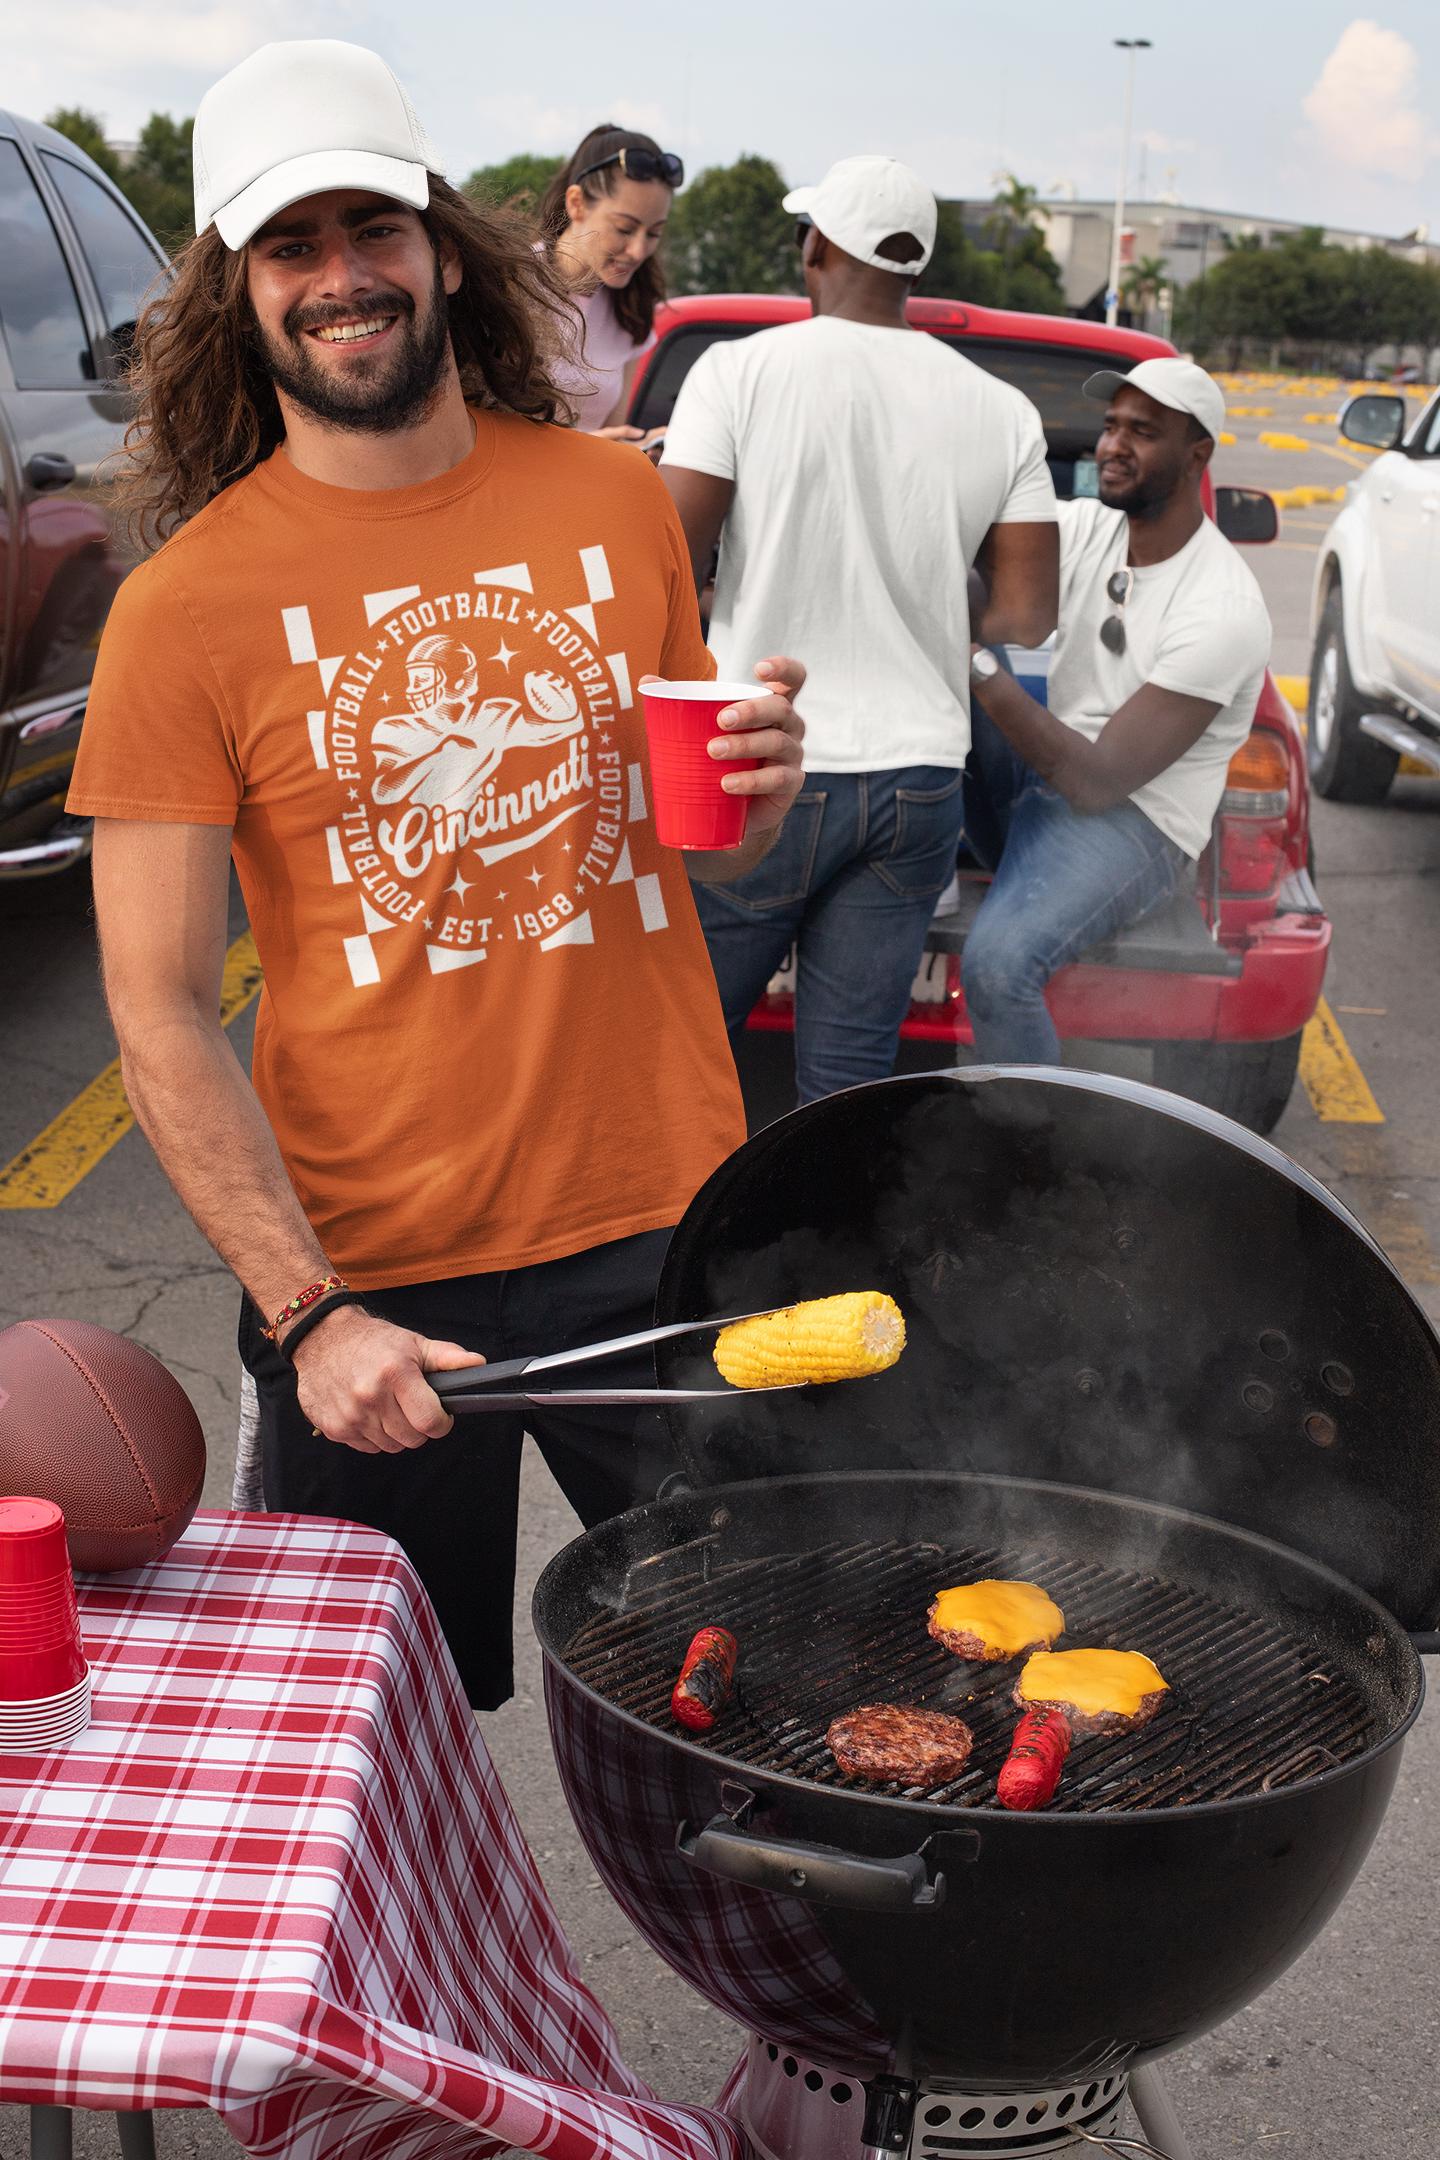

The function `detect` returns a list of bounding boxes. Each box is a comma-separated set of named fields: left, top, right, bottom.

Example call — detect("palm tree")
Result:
left=1122, top=254, right=1169, bottom=324
left=984, top=173, right=1047, bottom=274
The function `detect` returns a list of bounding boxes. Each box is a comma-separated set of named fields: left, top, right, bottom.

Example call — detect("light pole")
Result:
left=1106, top=36, right=1151, bottom=328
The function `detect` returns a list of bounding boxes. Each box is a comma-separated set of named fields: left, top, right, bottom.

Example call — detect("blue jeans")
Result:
left=961, top=702, right=1187, bottom=1065
left=693, top=767, right=966, bottom=1103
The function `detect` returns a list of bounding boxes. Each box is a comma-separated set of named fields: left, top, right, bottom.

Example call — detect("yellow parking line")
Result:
left=1299, top=998, right=1384, bottom=1123
left=0, top=932, right=263, bottom=1209
left=1311, top=440, right=1377, bottom=474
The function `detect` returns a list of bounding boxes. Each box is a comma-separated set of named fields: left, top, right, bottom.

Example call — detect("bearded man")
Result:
left=959, top=358, right=1272, bottom=1064
left=67, top=39, right=804, bottom=1710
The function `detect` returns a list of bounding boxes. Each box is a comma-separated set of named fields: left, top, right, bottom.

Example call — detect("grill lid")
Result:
left=655, top=1070, right=1440, bottom=1632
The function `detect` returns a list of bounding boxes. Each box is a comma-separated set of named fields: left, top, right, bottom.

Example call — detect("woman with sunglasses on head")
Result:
left=538, top=126, right=682, bottom=447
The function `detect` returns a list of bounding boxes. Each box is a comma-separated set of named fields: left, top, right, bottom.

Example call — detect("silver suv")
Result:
left=1307, top=389, right=1440, bottom=802
left=0, top=113, right=166, bottom=877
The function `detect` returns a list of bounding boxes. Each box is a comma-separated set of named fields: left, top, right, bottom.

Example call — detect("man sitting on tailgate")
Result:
left=959, top=357, right=1272, bottom=1064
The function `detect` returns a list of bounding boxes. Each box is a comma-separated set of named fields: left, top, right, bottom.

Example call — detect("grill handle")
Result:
left=676, top=1813, right=950, bottom=1913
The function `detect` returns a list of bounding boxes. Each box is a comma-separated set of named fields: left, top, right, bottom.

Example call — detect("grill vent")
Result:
left=739, top=2038, right=1127, bottom=2159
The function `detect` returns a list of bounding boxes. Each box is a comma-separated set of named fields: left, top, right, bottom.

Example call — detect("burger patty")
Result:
left=827, top=1704, right=975, bottom=1786
left=1010, top=1680, right=1168, bottom=1741
left=927, top=1616, right=1056, bottom=1663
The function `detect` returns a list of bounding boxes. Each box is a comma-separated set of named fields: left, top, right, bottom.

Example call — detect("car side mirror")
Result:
left=1214, top=485, right=1279, bottom=546
left=1339, top=393, right=1405, bottom=451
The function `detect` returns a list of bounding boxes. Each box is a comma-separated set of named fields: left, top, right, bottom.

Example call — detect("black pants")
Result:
left=239, top=1227, right=676, bottom=1710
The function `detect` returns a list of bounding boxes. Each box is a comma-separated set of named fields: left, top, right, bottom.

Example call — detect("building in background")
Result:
left=1020, top=198, right=1439, bottom=324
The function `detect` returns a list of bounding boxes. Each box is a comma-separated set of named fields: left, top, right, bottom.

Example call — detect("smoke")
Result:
left=1303, top=20, right=1440, bottom=185
left=655, top=1073, right=1433, bottom=1630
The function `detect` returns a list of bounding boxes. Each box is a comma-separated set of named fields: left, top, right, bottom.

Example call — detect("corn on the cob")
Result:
left=714, top=1291, right=905, bottom=1389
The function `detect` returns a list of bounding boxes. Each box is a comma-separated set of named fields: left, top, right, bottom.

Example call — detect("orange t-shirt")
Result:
left=70, top=413, right=746, bottom=1288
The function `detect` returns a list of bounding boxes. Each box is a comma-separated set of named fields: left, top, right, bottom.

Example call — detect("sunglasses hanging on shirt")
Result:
left=1099, top=567, right=1135, bottom=655
left=576, top=146, right=685, bottom=188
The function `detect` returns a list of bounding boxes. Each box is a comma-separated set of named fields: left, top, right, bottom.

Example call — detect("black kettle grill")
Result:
left=533, top=1071, right=1440, bottom=2160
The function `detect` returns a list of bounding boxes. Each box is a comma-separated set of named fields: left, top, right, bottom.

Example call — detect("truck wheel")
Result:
left=1308, top=588, right=1398, bottom=804
left=1151, top=1032, right=1304, bottom=1137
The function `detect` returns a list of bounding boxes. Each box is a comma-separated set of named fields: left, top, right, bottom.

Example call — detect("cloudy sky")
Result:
left=11, top=1, right=1440, bottom=241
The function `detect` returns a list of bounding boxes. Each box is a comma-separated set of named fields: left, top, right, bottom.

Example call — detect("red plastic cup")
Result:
left=640, top=679, right=763, bottom=849
left=0, top=1497, right=86, bottom=1703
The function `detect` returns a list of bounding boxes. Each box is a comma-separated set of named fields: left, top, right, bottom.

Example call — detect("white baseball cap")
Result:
left=193, top=40, right=443, bottom=250
left=783, top=155, right=937, bottom=275
left=1083, top=357, right=1227, bottom=443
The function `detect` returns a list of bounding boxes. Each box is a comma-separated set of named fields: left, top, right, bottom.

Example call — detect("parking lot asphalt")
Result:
left=1, top=376, right=1439, bottom=2159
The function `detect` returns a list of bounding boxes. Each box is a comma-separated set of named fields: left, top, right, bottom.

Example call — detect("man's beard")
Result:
left=257, top=261, right=452, bottom=434
left=1098, top=461, right=1181, bottom=518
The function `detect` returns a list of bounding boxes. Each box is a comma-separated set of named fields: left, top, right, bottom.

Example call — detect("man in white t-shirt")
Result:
left=661, top=156, right=1058, bottom=1103
left=961, top=356, right=1272, bottom=1064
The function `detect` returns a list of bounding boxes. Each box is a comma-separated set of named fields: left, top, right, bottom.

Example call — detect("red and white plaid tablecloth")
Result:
left=0, top=1511, right=744, bottom=2160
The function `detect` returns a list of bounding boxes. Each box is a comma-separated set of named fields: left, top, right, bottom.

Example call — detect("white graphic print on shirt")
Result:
left=279, top=545, right=669, bottom=987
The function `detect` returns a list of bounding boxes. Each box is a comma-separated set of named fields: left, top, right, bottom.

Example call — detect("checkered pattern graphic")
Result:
left=0, top=1514, right=743, bottom=2160
left=544, top=1672, right=886, bottom=2063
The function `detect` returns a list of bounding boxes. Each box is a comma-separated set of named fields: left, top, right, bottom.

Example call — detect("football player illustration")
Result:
left=371, top=634, right=584, bottom=812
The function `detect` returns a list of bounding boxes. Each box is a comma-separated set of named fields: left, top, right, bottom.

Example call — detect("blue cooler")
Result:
left=1005, top=639, right=1053, bottom=706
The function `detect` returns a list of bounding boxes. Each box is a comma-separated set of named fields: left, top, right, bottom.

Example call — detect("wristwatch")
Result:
left=969, top=647, right=1001, bottom=684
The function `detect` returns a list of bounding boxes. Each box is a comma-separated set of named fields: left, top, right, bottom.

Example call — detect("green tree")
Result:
left=919, top=202, right=1001, bottom=303
left=1177, top=224, right=1440, bottom=367
left=43, top=107, right=123, bottom=183
left=984, top=174, right=1044, bottom=261
left=665, top=154, right=800, bottom=296
left=463, top=153, right=563, bottom=216
left=994, top=220, right=1066, bottom=313
left=123, top=114, right=195, bottom=249
left=918, top=199, right=1066, bottom=314
left=45, top=105, right=193, bottom=250
left=1122, top=253, right=1169, bottom=320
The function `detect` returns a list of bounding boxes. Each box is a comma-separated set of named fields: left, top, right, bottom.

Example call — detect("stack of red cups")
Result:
left=0, top=1496, right=91, bottom=1749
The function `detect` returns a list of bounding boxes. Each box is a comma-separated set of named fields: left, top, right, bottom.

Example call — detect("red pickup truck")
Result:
left=629, top=294, right=1328, bottom=1135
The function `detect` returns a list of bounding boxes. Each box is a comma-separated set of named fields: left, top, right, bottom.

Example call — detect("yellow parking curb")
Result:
left=1260, top=432, right=1311, bottom=451
left=1299, top=998, right=1384, bottom=1123
left=0, top=932, right=263, bottom=1209
left=1273, top=484, right=1346, bottom=508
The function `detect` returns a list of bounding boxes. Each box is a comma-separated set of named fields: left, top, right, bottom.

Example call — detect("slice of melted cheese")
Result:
left=1017, top=1648, right=1168, bottom=1719
left=929, top=1579, right=1064, bottom=1656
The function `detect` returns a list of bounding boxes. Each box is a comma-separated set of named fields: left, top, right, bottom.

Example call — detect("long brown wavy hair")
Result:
left=537, top=125, right=673, bottom=345
left=117, top=179, right=577, bottom=545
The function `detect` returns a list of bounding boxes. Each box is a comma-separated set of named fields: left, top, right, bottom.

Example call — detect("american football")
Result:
left=0, top=1319, right=206, bottom=1573
left=524, top=669, right=580, bottom=725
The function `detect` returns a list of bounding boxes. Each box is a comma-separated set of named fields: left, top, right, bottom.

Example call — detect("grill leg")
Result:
left=116, top=2112, right=158, bottom=2159
left=29, top=2108, right=73, bottom=2160
left=1130, top=2064, right=1194, bottom=2160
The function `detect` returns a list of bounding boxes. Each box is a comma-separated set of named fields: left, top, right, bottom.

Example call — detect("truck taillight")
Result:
left=1222, top=729, right=1290, bottom=817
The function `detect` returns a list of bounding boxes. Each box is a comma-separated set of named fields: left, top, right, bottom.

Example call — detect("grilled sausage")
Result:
left=998, top=1648, right=1169, bottom=1810
left=827, top=1704, right=974, bottom=1786
left=670, top=1626, right=738, bottom=1732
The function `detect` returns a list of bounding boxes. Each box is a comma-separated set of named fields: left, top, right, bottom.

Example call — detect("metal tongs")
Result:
left=430, top=1310, right=799, bottom=1411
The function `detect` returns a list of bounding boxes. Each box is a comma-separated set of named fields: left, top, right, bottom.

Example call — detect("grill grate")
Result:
left=561, top=1534, right=1379, bottom=1811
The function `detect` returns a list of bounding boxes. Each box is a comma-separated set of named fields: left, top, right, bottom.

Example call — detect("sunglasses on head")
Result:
left=576, top=146, right=685, bottom=189
left=1099, top=567, right=1135, bottom=655
left=794, top=215, right=813, bottom=251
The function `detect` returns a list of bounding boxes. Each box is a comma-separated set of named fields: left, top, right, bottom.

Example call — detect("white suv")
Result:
left=1307, top=389, right=1440, bottom=802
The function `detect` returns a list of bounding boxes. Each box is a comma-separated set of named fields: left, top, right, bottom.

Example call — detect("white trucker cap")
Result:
left=1083, top=357, right=1227, bottom=443
left=193, top=40, right=443, bottom=249
left=783, top=155, right=937, bottom=274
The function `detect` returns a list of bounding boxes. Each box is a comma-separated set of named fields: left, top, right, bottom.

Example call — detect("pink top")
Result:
left=555, top=282, right=657, bottom=431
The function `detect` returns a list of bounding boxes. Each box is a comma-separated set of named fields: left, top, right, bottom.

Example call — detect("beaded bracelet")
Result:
left=261, top=1274, right=348, bottom=1342
left=277, top=1289, right=365, bottom=1365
